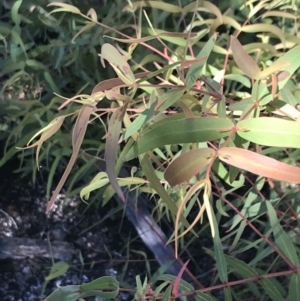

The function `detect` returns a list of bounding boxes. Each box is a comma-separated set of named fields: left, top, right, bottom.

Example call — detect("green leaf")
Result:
left=26, top=59, right=48, bottom=70
left=251, top=80, right=273, bottom=106
left=126, top=117, right=233, bottom=160
left=225, top=255, right=260, bottom=297
left=43, top=285, right=80, bottom=301
left=288, top=273, right=300, bottom=301
left=224, top=74, right=251, bottom=88
left=139, top=154, right=195, bottom=235
left=121, top=90, right=157, bottom=141
left=237, top=117, right=300, bottom=148
left=276, top=45, right=300, bottom=90
left=154, top=282, right=171, bottom=299
left=162, top=285, right=172, bottom=301
left=212, top=160, right=245, bottom=188
left=156, top=89, right=185, bottom=114
left=11, top=0, right=22, bottom=26
left=157, top=274, right=194, bottom=292
left=211, top=211, right=228, bottom=283
left=224, top=287, right=233, bottom=301
left=123, top=1, right=181, bottom=13
left=266, top=201, right=299, bottom=266
left=280, top=86, right=299, bottom=107
left=195, top=291, right=219, bottom=301
left=0, top=131, right=36, bottom=168
left=45, top=261, right=70, bottom=281
left=260, top=277, right=285, bottom=301
left=80, top=177, right=110, bottom=200
left=80, top=276, right=119, bottom=298
left=80, top=276, right=119, bottom=291
left=185, top=33, right=217, bottom=90
left=43, top=277, right=119, bottom=301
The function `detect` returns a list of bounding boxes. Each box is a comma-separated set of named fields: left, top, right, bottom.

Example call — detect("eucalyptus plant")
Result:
left=2, top=0, right=300, bottom=300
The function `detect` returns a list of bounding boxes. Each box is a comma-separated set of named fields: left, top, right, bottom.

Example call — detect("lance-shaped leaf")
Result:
left=139, top=153, right=195, bottom=235
left=195, top=292, right=219, bottom=301
left=126, top=117, right=233, bottom=160
left=17, top=115, right=65, bottom=169
left=101, top=43, right=135, bottom=85
left=72, top=22, right=96, bottom=43
left=121, top=90, right=157, bottom=142
left=47, top=2, right=81, bottom=14
left=45, top=261, right=70, bottom=281
left=43, top=276, right=119, bottom=301
left=105, top=105, right=127, bottom=203
left=46, top=105, right=94, bottom=213
left=275, top=44, right=300, bottom=90
left=91, top=72, right=150, bottom=95
left=80, top=172, right=109, bottom=201
left=288, top=273, right=300, bottom=301
left=172, top=180, right=206, bottom=256
left=172, top=260, right=190, bottom=298
left=258, top=61, right=291, bottom=80
left=185, top=33, right=217, bottom=90
left=230, top=36, right=261, bottom=79
left=218, top=147, right=300, bottom=183
left=237, top=117, right=300, bottom=148
left=122, top=1, right=181, bottom=13
left=165, top=148, right=215, bottom=187
left=242, top=24, right=285, bottom=46
left=266, top=201, right=299, bottom=266
left=210, top=208, right=228, bottom=283
left=107, top=31, right=197, bottom=46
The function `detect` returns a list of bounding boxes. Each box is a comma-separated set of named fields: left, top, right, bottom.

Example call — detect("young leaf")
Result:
left=80, top=178, right=110, bottom=201
left=45, top=262, right=70, bottom=281
left=101, top=43, right=135, bottom=85
left=17, top=116, right=65, bottom=169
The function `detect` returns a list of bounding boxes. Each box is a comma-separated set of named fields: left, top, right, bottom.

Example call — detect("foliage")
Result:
left=2, top=0, right=300, bottom=300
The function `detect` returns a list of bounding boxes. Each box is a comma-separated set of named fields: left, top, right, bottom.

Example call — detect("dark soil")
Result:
left=0, top=161, right=154, bottom=301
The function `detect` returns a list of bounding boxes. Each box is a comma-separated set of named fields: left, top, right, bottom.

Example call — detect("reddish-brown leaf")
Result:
left=218, top=147, right=300, bottom=183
